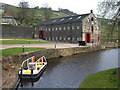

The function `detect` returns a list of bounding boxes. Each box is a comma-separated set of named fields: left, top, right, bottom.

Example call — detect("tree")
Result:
left=97, top=0, right=120, bottom=41
left=18, top=2, right=29, bottom=8
left=41, top=2, right=52, bottom=20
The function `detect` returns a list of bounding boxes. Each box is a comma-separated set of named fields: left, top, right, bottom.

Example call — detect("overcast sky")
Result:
left=0, top=0, right=101, bottom=15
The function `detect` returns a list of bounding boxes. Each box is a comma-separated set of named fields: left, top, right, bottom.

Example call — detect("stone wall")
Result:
left=11, top=45, right=102, bottom=63
left=2, top=26, right=34, bottom=38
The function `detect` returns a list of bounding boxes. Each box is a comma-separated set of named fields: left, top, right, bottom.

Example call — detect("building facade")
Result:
left=1, top=16, right=17, bottom=25
left=35, top=10, right=100, bottom=43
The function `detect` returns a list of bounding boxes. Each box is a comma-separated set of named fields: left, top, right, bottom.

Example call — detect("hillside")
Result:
left=2, top=3, right=77, bottom=26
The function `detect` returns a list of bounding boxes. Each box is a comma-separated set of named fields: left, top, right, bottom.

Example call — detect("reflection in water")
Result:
left=18, top=49, right=119, bottom=88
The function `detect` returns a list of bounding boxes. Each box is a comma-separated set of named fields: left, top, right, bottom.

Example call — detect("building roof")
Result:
left=37, top=13, right=90, bottom=25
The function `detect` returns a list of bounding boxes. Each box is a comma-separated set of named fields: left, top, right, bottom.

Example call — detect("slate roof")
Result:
left=37, top=13, right=90, bottom=25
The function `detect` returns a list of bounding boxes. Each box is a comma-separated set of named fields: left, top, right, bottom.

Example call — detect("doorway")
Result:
left=39, top=30, right=44, bottom=39
left=86, top=33, right=91, bottom=43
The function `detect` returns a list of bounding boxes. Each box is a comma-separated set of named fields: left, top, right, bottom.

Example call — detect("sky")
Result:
left=0, top=0, right=101, bottom=15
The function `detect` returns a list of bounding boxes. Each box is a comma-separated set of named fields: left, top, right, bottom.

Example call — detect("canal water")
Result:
left=18, top=49, right=119, bottom=88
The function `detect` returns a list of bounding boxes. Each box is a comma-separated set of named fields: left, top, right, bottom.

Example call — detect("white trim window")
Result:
left=52, top=28, right=54, bottom=31
left=95, top=26, right=97, bottom=30
left=68, top=26, right=70, bottom=30
left=88, top=26, right=90, bottom=30
left=68, top=37, right=70, bottom=40
left=84, top=25, right=86, bottom=30
left=45, top=28, right=47, bottom=31
left=88, top=18, right=90, bottom=22
left=56, top=37, right=58, bottom=41
left=98, top=26, right=100, bottom=30
left=77, top=26, right=79, bottom=29
left=72, top=38, right=75, bottom=41
left=49, top=28, right=51, bottom=31
left=59, top=27, right=62, bottom=30
left=49, top=37, right=51, bottom=41
left=72, top=25, right=74, bottom=30
left=56, top=27, right=58, bottom=31
left=52, top=37, right=54, bottom=41
left=64, top=27, right=66, bottom=30
left=59, top=37, right=62, bottom=40
left=77, top=37, right=80, bottom=41
left=64, top=37, right=66, bottom=41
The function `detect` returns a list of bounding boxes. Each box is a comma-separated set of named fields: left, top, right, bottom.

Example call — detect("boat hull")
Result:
left=19, top=64, right=47, bottom=79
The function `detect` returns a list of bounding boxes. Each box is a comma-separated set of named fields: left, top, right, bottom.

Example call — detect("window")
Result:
left=77, top=26, right=79, bottom=29
left=64, top=37, right=66, bottom=41
left=88, top=26, right=90, bottom=30
left=59, top=27, right=62, bottom=30
left=46, top=28, right=47, bottom=31
left=77, top=37, right=80, bottom=41
left=10, top=19, right=12, bottom=22
left=52, top=28, right=54, bottom=31
left=72, top=38, right=75, bottom=41
left=68, top=37, right=70, bottom=40
left=98, top=27, right=100, bottom=30
left=72, top=26, right=74, bottom=30
left=56, top=37, right=58, bottom=41
left=88, top=18, right=90, bottom=22
left=77, top=16, right=81, bottom=19
left=52, top=37, right=54, bottom=41
left=49, top=37, right=51, bottom=41
left=35, top=27, right=37, bottom=30
left=4, top=19, right=6, bottom=22
left=49, top=28, right=51, bottom=31
left=56, top=27, right=58, bottom=31
left=68, top=17, right=72, bottom=20
left=60, top=18, right=64, bottom=21
left=95, top=26, right=97, bottom=30
left=68, top=26, right=70, bottom=30
left=60, top=37, right=62, bottom=40
left=64, top=27, right=66, bottom=30
left=95, top=19, right=97, bottom=24
left=84, top=25, right=86, bottom=30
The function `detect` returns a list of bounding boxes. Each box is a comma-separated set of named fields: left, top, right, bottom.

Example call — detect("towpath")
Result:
left=0, top=43, right=87, bottom=50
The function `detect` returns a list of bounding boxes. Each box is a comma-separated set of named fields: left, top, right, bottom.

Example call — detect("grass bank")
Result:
left=1, top=40, right=53, bottom=44
left=79, top=68, right=118, bottom=88
left=1, top=47, right=44, bottom=57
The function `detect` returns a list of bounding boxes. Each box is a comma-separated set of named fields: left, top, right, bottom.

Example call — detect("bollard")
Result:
left=55, top=44, right=56, bottom=48
left=23, top=46, right=24, bottom=52
left=29, top=40, right=30, bottom=44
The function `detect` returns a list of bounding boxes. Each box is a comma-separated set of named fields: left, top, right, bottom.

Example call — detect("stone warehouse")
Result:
left=35, top=10, right=100, bottom=43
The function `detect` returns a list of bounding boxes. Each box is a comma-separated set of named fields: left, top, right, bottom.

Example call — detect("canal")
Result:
left=18, top=48, right=119, bottom=88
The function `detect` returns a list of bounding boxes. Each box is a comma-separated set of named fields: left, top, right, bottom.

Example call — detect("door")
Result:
left=39, top=30, right=44, bottom=39
left=86, top=33, right=91, bottom=43
left=98, top=37, right=99, bottom=42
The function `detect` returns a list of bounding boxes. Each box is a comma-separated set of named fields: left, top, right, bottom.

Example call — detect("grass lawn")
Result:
left=1, top=40, right=53, bottom=44
left=79, top=69, right=118, bottom=88
left=1, top=47, right=44, bottom=57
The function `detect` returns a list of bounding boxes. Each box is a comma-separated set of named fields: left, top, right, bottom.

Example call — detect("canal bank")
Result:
left=1, top=45, right=118, bottom=89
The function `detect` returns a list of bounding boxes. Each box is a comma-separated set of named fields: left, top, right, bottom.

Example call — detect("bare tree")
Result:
left=97, top=0, right=120, bottom=41
left=18, top=2, right=29, bottom=8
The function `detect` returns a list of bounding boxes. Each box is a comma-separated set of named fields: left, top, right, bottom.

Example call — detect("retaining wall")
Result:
left=11, top=45, right=102, bottom=63
left=2, top=26, right=34, bottom=38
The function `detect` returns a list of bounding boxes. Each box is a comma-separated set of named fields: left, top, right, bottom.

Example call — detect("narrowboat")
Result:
left=18, top=56, right=47, bottom=79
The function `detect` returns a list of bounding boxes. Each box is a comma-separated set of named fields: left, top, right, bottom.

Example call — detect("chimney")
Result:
left=90, top=10, right=93, bottom=13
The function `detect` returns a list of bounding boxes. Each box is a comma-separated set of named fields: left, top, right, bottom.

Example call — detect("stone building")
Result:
left=1, top=16, right=17, bottom=25
left=35, top=10, right=100, bottom=43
